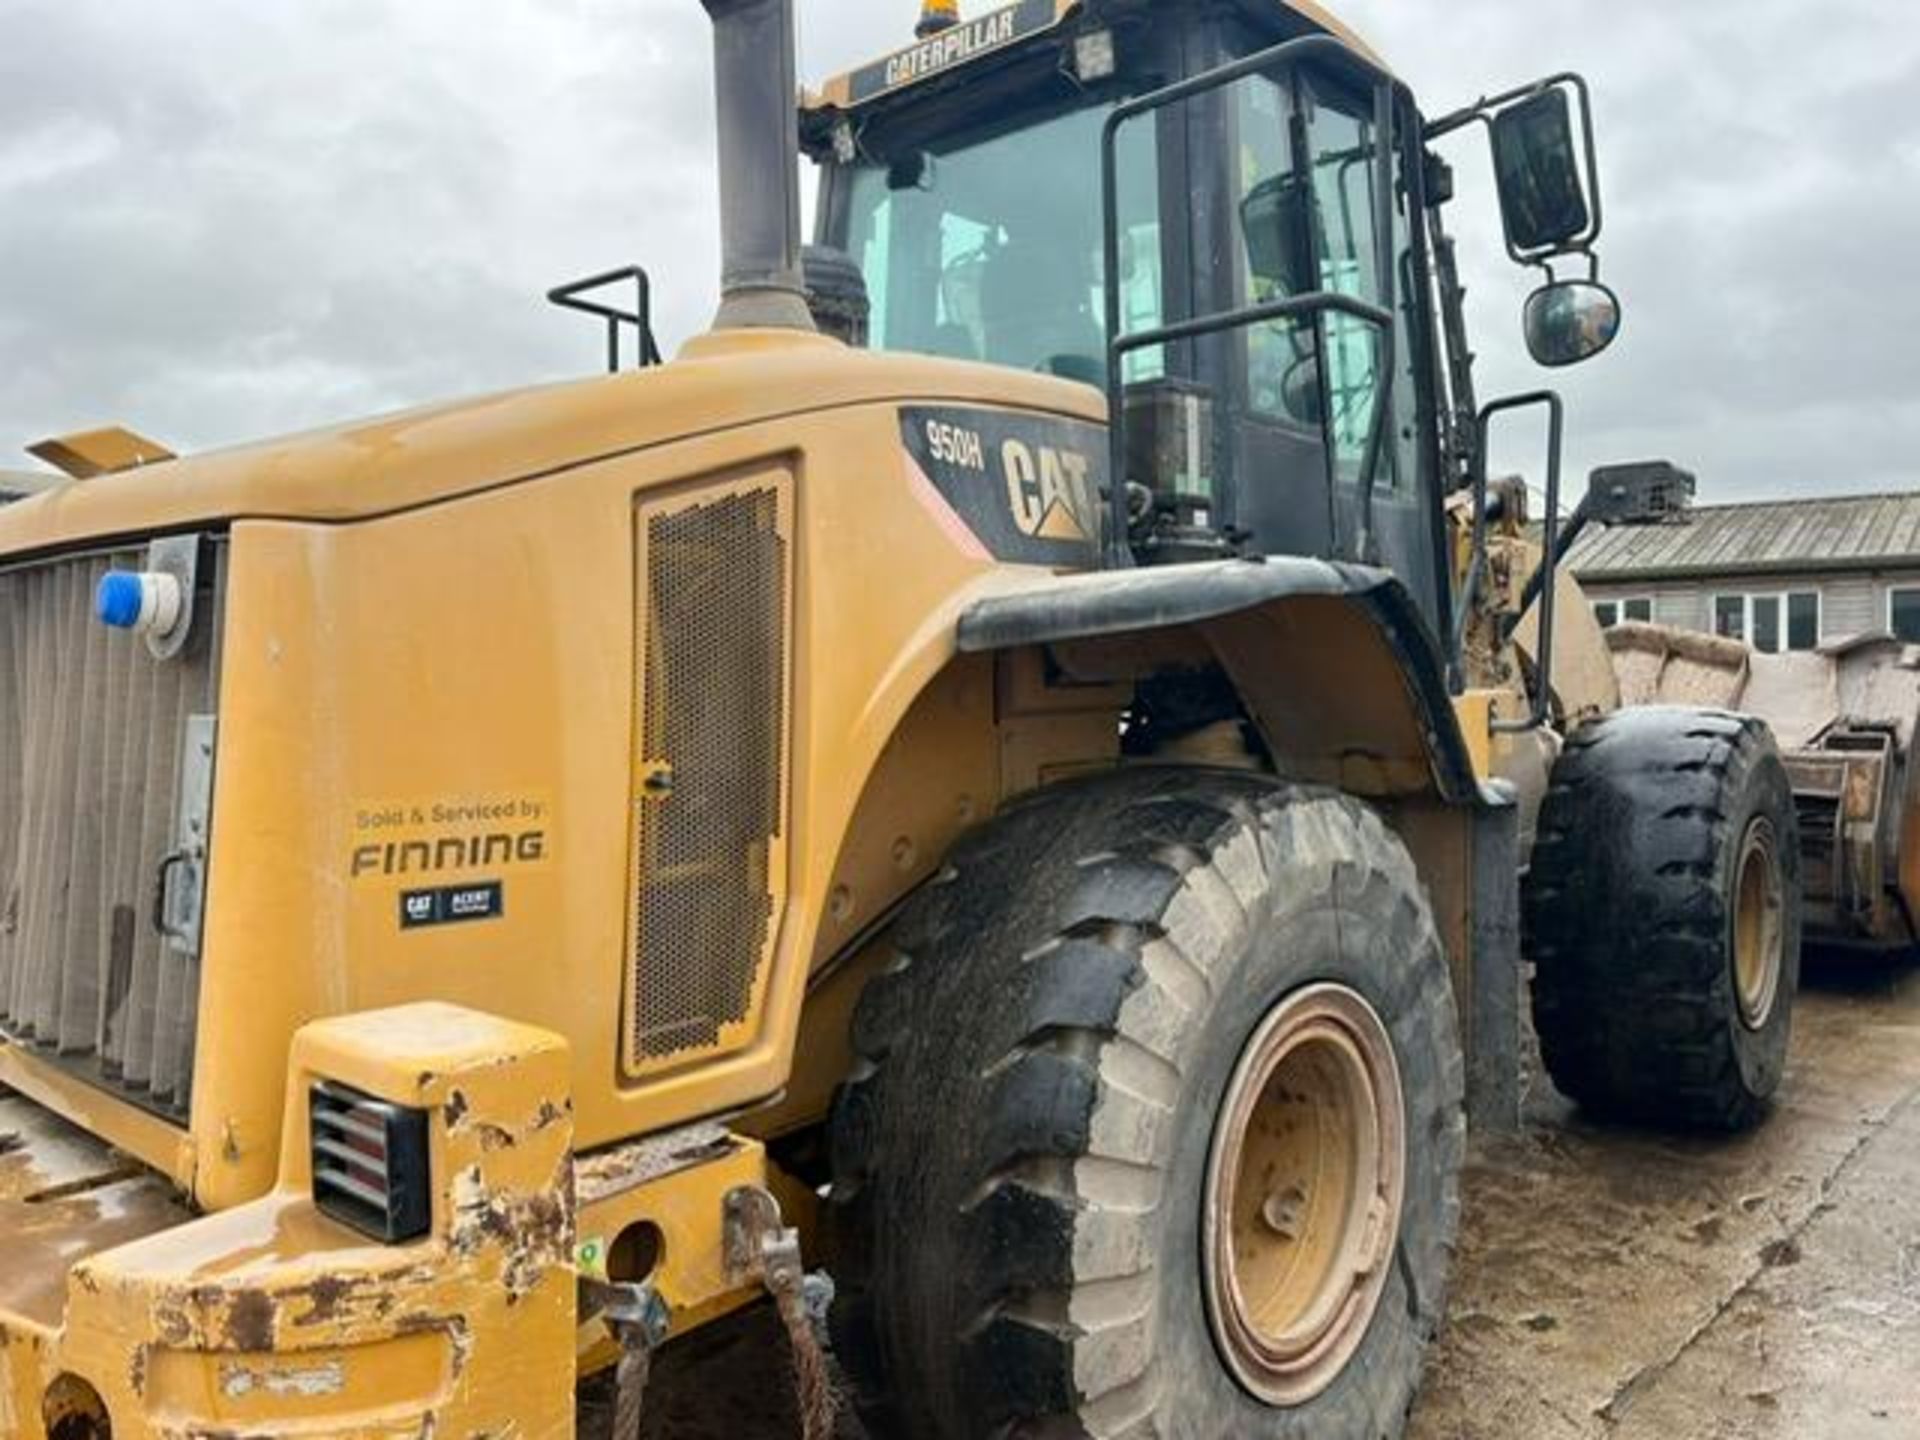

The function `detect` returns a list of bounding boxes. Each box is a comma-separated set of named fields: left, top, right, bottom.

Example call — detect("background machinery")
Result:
left=0, top=1, right=1801, bottom=1437
left=1614, top=620, right=1920, bottom=949
left=1511, top=455, right=1920, bottom=955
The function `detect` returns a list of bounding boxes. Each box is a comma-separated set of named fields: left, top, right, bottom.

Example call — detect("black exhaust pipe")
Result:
left=700, top=0, right=815, bottom=331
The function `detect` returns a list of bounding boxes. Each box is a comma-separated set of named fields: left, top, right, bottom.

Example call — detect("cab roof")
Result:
left=805, top=0, right=1384, bottom=113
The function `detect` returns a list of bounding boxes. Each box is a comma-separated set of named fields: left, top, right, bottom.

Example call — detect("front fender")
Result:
left=957, top=555, right=1479, bottom=804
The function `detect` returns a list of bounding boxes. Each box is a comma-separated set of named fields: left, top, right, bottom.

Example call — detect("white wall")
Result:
left=1823, top=577, right=1879, bottom=639
left=1578, top=582, right=1705, bottom=632
left=1653, top=589, right=1707, bottom=631
left=1579, top=569, right=1920, bottom=645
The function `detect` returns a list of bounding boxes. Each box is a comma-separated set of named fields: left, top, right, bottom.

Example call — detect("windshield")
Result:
left=841, top=103, right=1161, bottom=383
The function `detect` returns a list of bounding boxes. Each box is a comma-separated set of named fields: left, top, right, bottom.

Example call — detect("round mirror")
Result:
left=1523, top=280, right=1621, bottom=367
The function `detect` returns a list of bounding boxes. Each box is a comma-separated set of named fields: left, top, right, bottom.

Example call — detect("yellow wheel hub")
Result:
left=1732, top=816, right=1785, bottom=1029
left=1203, top=982, right=1406, bottom=1406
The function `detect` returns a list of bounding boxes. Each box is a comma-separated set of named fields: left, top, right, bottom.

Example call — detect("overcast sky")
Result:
left=2, top=0, right=1915, bottom=503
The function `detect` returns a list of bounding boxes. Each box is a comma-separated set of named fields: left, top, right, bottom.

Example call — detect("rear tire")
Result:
left=1524, top=707, right=1801, bottom=1129
left=827, top=769, right=1464, bottom=1439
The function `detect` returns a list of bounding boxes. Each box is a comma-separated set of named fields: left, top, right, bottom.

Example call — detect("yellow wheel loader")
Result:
left=0, top=1, right=1800, bottom=1436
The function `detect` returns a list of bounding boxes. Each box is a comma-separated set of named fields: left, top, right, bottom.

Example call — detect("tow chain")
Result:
left=581, top=1276, right=671, bottom=1440
left=727, top=1185, right=838, bottom=1440
left=582, top=1185, right=834, bottom=1439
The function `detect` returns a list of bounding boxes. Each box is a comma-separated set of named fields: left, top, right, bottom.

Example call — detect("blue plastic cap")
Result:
left=96, top=571, right=145, bottom=629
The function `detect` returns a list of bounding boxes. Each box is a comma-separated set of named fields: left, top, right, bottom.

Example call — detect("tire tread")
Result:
left=1524, top=705, right=1801, bottom=1129
left=830, top=768, right=1462, bottom=1438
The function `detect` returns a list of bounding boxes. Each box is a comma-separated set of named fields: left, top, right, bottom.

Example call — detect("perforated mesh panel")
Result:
left=630, top=484, right=788, bottom=1066
left=0, top=546, right=224, bottom=1118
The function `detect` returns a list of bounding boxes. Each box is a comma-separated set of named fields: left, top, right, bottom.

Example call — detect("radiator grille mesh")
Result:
left=630, top=486, right=787, bottom=1065
left=0, top=547, right=223, bottom=1117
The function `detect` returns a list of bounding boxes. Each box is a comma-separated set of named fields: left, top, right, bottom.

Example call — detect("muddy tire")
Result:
left=1524, top=707, right=1801, bottom=1129
left=827, top=769, right=1464, bottom=1439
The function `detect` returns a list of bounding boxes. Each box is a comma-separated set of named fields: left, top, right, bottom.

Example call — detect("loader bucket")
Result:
left=1606, top=621, right=1920, bottom=950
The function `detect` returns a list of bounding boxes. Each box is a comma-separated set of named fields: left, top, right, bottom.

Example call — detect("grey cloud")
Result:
left=1, top=0, right=721, bottom=458
left=1337, top=0, right=1920, bottom=500
left=3, top=0, right=1916, bottom=508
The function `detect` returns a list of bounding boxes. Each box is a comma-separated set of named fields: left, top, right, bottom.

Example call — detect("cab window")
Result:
left=1235, top=72, right=1414, bottom=493
left=844, top=103, right=1161, bottom=383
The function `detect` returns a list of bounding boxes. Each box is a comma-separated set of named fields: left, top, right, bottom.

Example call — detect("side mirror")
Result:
left=1239, top=173, right=1316, bottom=295
left=1489, top=88, right=1592, bottom=254
left=1523, top=279, right=1620, bottom=367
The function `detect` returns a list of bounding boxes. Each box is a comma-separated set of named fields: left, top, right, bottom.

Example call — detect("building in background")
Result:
left=1569, top=491, right=1920, bottom=653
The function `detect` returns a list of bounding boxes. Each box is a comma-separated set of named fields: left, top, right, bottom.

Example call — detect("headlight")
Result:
left=310, top=1080, right=432, bottom=1242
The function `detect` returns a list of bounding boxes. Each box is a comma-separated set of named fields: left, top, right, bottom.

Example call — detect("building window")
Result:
left=1593, top=596, right=1652, bottom=629
left=1891, top=588, right=1920, bottom=642
left=1715, top=591, right=1821, bottom=653
left=1788, top=592, right=1820, bottom=650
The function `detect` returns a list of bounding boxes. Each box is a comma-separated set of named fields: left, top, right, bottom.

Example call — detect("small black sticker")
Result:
left=400, top=880, right=504, bottom=929
left=902, top=404, right=1108, bottom=566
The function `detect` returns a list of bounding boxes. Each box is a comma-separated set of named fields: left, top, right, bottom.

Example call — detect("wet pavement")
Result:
left=1410, top=953, right=1920, bottom=1439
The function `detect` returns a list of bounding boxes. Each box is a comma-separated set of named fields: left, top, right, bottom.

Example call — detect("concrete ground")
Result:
left=634, top=954, right=1920, bottom=1438
left=1411, top=952, right=1920, bottom=1440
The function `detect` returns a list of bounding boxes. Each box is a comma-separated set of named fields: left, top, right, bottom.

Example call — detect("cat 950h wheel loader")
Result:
left=0, top=1, right=1798, bottom=1436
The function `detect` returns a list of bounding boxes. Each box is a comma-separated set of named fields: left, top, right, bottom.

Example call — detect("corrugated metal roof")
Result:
left=1569, top=491, right=1920, bottom=581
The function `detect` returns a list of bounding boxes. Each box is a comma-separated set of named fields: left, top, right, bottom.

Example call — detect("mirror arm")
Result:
left=1532, top=248, right=1604, bottom=287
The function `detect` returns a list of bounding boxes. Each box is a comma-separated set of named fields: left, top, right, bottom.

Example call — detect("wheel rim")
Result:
left=1202, top=982, right=1406, bottom=1407
left=1732, top=816, right=1785, bottom=1029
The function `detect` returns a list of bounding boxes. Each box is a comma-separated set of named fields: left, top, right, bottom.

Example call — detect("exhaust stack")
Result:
left=700, top=0, right=815, bottom=332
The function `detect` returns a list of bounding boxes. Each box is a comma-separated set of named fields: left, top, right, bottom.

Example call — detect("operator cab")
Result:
left=804, top=0, right=1445, bottom=623
left=804, top=0, right=1617, bottom=677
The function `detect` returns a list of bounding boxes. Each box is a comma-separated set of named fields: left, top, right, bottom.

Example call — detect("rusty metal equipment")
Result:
left=1609, top=622, right=1920, bottom=948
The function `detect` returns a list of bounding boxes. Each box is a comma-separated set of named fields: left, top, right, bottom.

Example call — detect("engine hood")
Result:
left=0, top=330, right=1104, bottom=556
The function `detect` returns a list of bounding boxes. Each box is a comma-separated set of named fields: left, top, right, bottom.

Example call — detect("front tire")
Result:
left=828, top=769, right=1464, bottom=1439
left=1524, top=707, right=1801, bottom=1129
